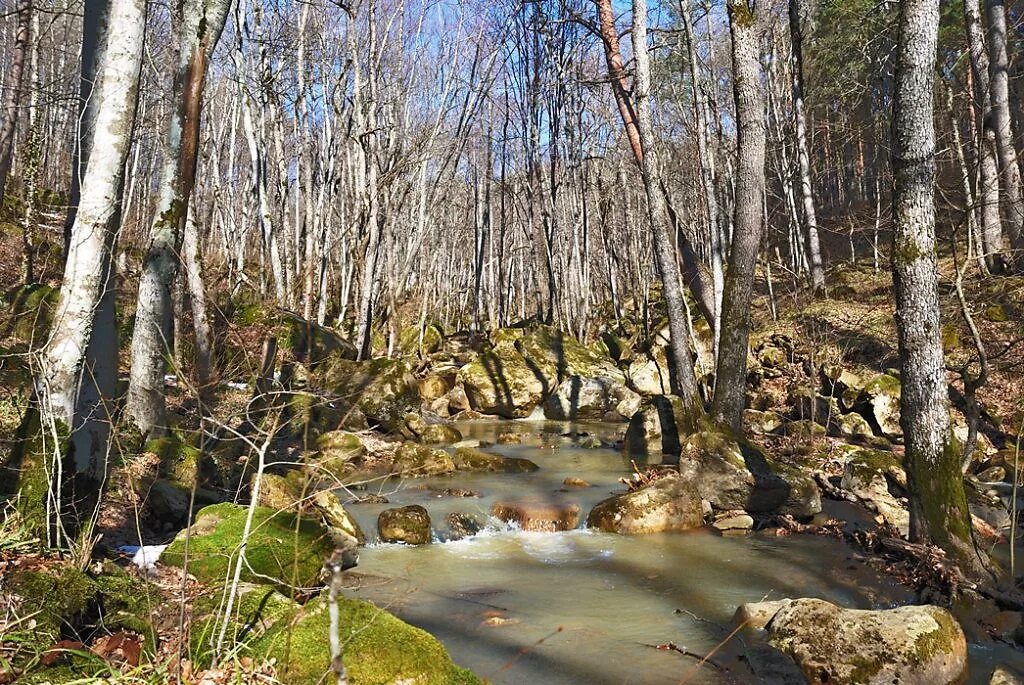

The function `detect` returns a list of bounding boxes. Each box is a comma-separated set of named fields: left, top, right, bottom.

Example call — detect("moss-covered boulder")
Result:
left=587, top=474, right=703, bottom=534
left=398, top=323, right=443, bottom=356
left=458, top=345, right=546, bottom=418
left=765, top=598, right=967, bottom=684
left=416, top=422, right=463, bottom=445
left=279, top=391, right=368, bottom=442
left=452, top=446, right=538, bottom=473
left=840, top=447, right=909, bottom=535
left=623, top=395, right=697, bottom=458
left=253, top=593, right=480, bottom=684
left=678, top=430, right=821, bottom=517
left=515, top=324, right=625, bottom=385
left=162, top=503, right=334, bottom=591
left=254, top=472, right=365, bottom=546
left=307, top=431, right=367, bottom=483
left=626, top=351, right=672, bottom=396
left=852, top=373, right=902, bottom=439
left=378, top=505, right=432, bottom=544
left=318, top=358, right=420, bottom=434
left=543, top=375, right=641, bottom=421
left=419, top=373, right=452, bottom=401
left=391, top=442, right=455, bottom=477
left=1, top=283, right=58, bottom=345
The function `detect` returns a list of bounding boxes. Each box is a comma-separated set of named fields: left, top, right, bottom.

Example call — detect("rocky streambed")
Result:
left=338, top=419, right=1024, bottom=685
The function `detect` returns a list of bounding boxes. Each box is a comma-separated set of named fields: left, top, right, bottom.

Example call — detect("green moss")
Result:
left=254, top=594, right=482, bottom=685
left=984, top=304, right=1009, bottom=322
left=92, top=565, right=161, bottom=651
left=398, top=323, right=443, bottom=356
left=2, top=284, right=58, bottom=345
left=392, top=442, right=455, bottom=477
left=8, top=409, right=69, bottom=539
left=161, top=503, right=334, bottom=592
left=188, top=583, right=298, bottom=664
left=146, top=435, right=203, bottom=485
left=912, top=608, right=961, bottom=663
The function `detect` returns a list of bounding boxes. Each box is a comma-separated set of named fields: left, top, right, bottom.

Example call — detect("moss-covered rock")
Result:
left=392, top=442, right=455, bottom=477
left=307, top=431, right=367, bottom=483
left=623, top=395, right=702, bottom=458
left=318, top=358, right=420, bottom=434
left=255, top=472, right=365, bottom=546
left=419, top=373, right=452, bottom=401
left=1, top=283, right=58, bottom=345
left=452, top=446, right=538, bottom=473
left=378, top=505, right=432, bottom=544
left=766, top=598, right=967, bottom=684
left=840, top=447, right=909, bottom=534
left=399, top=323, right=444, bottom=356
left=253, top=593, right=480, bottom=684
left=162, top=503, right=334, bottom=591
left=626, top=351, right=672, bottom=396
left=416, top=423, right=463, bottom=445
left=587, top=474, right=703, bottom=534
left=458, top=346, right=546, bottom=418
left=543, top=375, right=641, bottom=421
left=852, top=373, right=902, bottom=439
left=514, top=324, right=625, bottom=385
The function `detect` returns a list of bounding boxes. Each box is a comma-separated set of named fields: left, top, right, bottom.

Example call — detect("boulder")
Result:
left=626, top=351, right=672, bottom=396
left=391, top=442, right=455, bottom=477
left=398, top=323, right=443, bottom=356
left=624, top=395, right=697, bottom=458
left=318, top=358, right=420, bottom=433
left=712, top=511, right=754, bottom=533
left=734, top=599, right=793, bottom=630
left=378, top=505, right=432, bottom=545
left=307, top=430, right=366, bottom=483
left=276, top=310, right=357, bottom=366
left=543, top=375, right=641, bottom=421
left=678, top=430, right=821, bottom=517
left=419, top=373, right=451, bottom=401
left=459, top=346, right=546, bottom=418
left=514, top=324, right=625, bottom=385
left=587, top=474, right=703, bottom=534
left=491, top=501, right=580, bottom=532
left=991, top=666, right=1024, bottom=685
left=416, top=423, right=463, bottom=445
left=445, top=512, right=484, bottom=540
left=765, top=598, right=967, bottom=685
left=840, top=448, right=909, bottom=535
left=744, top=409, right=784, bottom=435
left=854, top=373, right=903, bottom=438
left=162, top=503, right=334, bottom=591
left=452, top=446, right=539, bottom=473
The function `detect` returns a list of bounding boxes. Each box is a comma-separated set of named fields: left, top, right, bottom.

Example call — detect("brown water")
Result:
left=342, top=419, right=1024, bottom=684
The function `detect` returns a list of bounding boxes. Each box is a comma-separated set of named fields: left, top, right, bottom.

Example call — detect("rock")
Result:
left=766, top=598, right=967, bottom=685
left=391, top=442, right=455, bottom=477
left=978, top=466, right=1007, bottom=482
left=514, top=324, right=625, bottom=385
left=491, top=501, right=580, bottom=531
left=311, top=489, right=366, bottom=545
left=496, top=431, right=522, bottom=444
left=854, top=373, right=903, bottom=439
left=452, top=446, right=539, bottom=473
left=143, top=478, right=220, bottom=526
left=601, top=332, right=633, bottom=362
left=162, top=503, right=334, bottom=590
left=991, top=666, right=1024, bottom=685
left=459, top=346, right=546, bottom=418
left=626, top=352, right=672, bottom=396
left=378, top=505, right=432, bottom=544
left=587, top=474, right=703, bottom=534
left=252, top=593, right=480, bottom=684
left=744, top=409, right=784, bottom=434
left=624, top=395, right=697, bottom=457
left=836, top=411, right=875, bottom=439
left=447, top=384, right=472, bottom=413
left=419, top=373, right=451, bottom=400
left=417, top=423, right=463, bottom=445
left=563, top=477, right=591, bottom=488
left=398, top=323, right=443, bottom=356
left=445, top=512, right=484, bottom=540
left=543, top=375, right=641, bottom=421
left=840, top=448, right=909, bottom=535
left=275, top=310, right=357, bottom=366
left=712, top=511, right=754, bottom=533
left=318, top=357, right=420, bottom=433
left=733, top=599, right=793, bottom=630
left=678, top=430, right=821, bottom=517
left=819, top=364, right=863, bottom=399
left=781, top=419, right=827, bottom=439
left=308, top=430, right=367, bottom=482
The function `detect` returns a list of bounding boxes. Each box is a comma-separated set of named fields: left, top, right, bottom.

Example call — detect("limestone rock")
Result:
left=766, top=598, right=967, bottom=685
left=840, top=448, right=909, bottom=535
left=391, top=442, right=455, bottom=477
left=458, top=347, right=546, bottom=418
left=378, top=505, right=432, bottom=544
left=318, top=357, right=420, bottom=434
left=543, top=375, right=641, bottom=421
left=452, top=446, right=538, bottom=473
left=491, top=501, right=580, bottom=532
left=587, top=474, right=703, bottom=534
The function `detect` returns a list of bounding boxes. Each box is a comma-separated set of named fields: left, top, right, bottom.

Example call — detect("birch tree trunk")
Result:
left=892, top=0, right=985, bottom=574
left=964, top=0, right=1005, bottom=273
left=711, top=0, right=767, bottom=433
left=631, top=0, right=704, bottom=427
left=0, top=0, right=31, bottom=198
left=125, top=0, right=231, bottom=437
left=788, top=0, right=825, bottom=292
left=27, top=0, right=146, bottom=544
left=986, top=0, right=1024, bottom=268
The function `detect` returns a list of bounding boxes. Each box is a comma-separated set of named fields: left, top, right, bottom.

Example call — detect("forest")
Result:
left=0, top=0, right=1023, bottom=682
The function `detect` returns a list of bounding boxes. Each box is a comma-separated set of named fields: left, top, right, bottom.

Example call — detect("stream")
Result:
left=342, top=419, right=1024, bottom=684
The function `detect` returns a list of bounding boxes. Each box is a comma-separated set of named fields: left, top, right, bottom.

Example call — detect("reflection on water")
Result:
left=341, top=419, right=1022, bottom=684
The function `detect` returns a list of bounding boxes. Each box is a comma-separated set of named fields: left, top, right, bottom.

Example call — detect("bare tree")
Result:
left=0, top=0, right=31, bottom=198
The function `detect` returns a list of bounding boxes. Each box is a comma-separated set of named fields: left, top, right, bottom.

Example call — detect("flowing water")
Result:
left=342, top=419, right=1024, bottom=684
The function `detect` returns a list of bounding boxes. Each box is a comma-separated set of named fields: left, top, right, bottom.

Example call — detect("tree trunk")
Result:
left=986, top=0, right=1024, bottom=268
left=125, top=0, right=231, bottom=437
left=892, top=0, right=986, bottom=574
left=26, top=0, right=146, bottom=545
left=964, top=0, right=1005, bottom=272
left=711, top=0, right=767, bottom=433
left=788, top=0, right=826, bottom=293
left=0, top=0, right=30, bottom=199
left=631, top=0, right=705, bottom=427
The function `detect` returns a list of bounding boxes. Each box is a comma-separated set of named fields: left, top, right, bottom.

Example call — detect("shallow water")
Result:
left=342, top=419, right=1024, bottom=684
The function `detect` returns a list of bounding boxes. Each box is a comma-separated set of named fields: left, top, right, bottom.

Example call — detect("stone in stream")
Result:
left=391, top=442, right=455, bottom=477
left=452, top=446, right=538, bottom=473
left=992, top=666, right=1024, bottom=685
left=839, top=446, right=909, bottom=535
left=586, top=474, right=703, bottom=535
left=744, top=597, right=968, bottom=685
left=712, top=510, right=754, bottom=533
left=491, top=501, right=580, bottom=532
left=378, top=505, right=432, bottom=545
left=563, top=477, right=591, bottom=488
left=445, top=512, right=484, bottom=540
